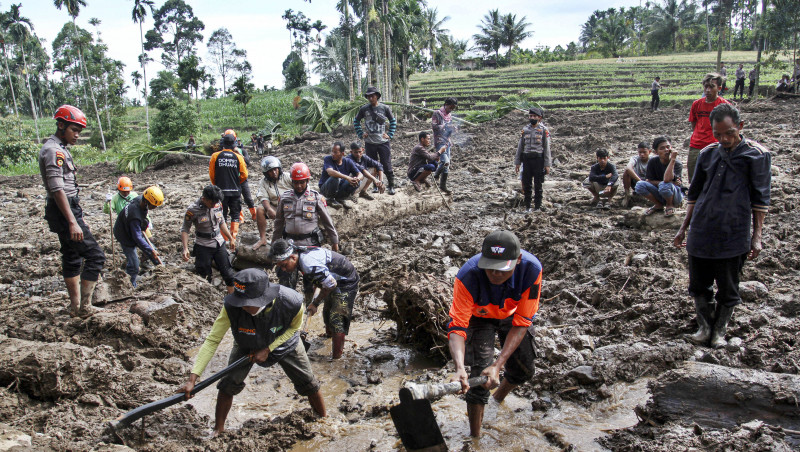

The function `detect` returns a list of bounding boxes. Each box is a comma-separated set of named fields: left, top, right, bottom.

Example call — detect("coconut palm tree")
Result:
left=473, top=9, right=503, bottom=62
left=422, top=7, right=449, bottom=71
left=336, top=0, right=355, bottom=100
left=649, top=0, right=698, bottom=52
left=54, top=0, right=107, bottom=151
left=0, top=12, right=20, bottom=120
left=3, top=4, right=40, bottom=141
left=497, top=13, right=532, bottom=59
left=132, top=0, right=154, bottom=142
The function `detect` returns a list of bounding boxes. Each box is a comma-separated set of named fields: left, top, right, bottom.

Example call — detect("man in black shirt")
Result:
left=582, top=149, right=618, bottom=210
left=674, top=104, right=771, bottom=349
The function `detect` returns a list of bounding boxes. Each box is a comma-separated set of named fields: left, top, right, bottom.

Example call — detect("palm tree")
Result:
left=387, top=0, right=423, bottom=103
left=0, top=12, right=20, bottom=120
left=650, top=0, right=697, bottom=52
left=3, top=4, right=40, bottom=141
left=595, top=11, right=631, bottom=58
left=422, top=7, right=449, bottom=71
left=54, top=0, right=107, bottom=151
left=130, top=69, right=141, bottom=100
left=131, top=0, right=153, bottom=142
left=336, top=0, right=355, bottom=100
left=363, top=0, right=373, bottom=86
left=473, top=9, right=503, bottom=62
left=497, top=13, right=532, bottom=59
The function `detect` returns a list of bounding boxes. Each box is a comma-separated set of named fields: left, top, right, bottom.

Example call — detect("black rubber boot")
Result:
left=386, top=172, right=396, bottom=195
left=686, top=296, right=712, bottom=345
left=710, top=305, right=735, bottom=349
left=439, top=173, right=451, bottom=195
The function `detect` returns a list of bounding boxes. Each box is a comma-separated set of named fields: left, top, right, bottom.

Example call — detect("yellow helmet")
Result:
left=143, top=186, right=164, bottom=207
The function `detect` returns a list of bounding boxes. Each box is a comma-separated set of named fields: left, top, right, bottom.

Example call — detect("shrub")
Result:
left=151, top=99, right=199, bottom=144
left=0, top=117, right=39, bottom=166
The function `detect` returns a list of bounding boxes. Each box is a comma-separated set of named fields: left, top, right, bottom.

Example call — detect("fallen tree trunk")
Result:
left=649, top=361, right=800, bottom=444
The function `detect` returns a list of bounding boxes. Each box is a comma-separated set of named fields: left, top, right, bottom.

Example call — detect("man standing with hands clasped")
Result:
left=448, top=230, right=542, bottom=437
left=674, top=104, right=771, bottom=349
left=515, top=107, right=551, bottom=212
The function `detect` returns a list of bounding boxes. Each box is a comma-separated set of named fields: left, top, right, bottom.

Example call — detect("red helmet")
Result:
left=290, top=162, right=311, bottom=181
left=53, top=105, right=87, bottom=128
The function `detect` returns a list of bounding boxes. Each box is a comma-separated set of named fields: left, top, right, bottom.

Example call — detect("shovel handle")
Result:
left=404, top=376, right=488, bottom=401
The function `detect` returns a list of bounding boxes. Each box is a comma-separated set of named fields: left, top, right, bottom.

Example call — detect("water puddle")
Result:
left=186, top=314, right=650, bottom=451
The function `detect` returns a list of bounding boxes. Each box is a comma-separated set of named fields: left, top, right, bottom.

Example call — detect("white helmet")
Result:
left=260, top=156, right=281, bottom=174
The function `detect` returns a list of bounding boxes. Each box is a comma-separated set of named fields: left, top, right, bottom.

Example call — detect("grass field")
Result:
left=409, top=51, right=792, bottom=115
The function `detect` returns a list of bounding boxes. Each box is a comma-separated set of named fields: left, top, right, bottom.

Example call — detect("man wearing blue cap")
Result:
left=178, top=268, right=326, bottom=436
left=447, top=230, right=543, bottom=437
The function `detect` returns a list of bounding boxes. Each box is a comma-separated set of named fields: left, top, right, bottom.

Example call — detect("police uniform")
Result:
left=514, top=123, right=552, bottom=210
left=272, top=188, right=338, bottom=288
left=181, top=198, right=235, bottom=286
left=39, top=135, right=105, bottom=281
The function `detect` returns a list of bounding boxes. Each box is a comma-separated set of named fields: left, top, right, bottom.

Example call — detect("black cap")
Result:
left=364, top=86, right=381, bottom=99
left=529, top=107, right=544, bottom=117
left=477, top=231, right=521, bottom=271
left=223, top=269, right=279, bottom=308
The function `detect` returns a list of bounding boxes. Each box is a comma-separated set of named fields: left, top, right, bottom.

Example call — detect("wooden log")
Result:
left=650, top=361, right=800, bottom=444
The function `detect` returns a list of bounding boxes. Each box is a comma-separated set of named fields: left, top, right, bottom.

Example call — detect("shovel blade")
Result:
left=390, top=393, right=448, bottom=452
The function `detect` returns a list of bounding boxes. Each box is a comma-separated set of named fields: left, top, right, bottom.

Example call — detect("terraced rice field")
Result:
left=409, top=51, right=787, bottom=114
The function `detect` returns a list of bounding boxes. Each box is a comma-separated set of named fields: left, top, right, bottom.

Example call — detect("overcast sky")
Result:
left=21, top=0, right=646, bottom=97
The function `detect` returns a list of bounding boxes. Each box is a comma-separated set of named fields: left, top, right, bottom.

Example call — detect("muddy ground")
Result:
left=0, top=98, right=798, bottom=451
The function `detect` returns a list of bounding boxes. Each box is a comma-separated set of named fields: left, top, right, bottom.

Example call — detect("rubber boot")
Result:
left=78, top=279, right=100, bottom=318
left=307, top=390, right=327, bottom=417
left=65, top=276, right=81, bottom=317
left=439, top=172, right=451, bottom=195
left=386, top=173, right=396, bottom=195
left=710, top=305, right=735, bottom=349
left=331, top=332, right=346, bottom=359
left=467, top=403, right=484, bottom=437
left=686, top=296, right=712, bottom=345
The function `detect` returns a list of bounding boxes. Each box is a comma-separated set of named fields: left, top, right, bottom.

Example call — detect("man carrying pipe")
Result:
left=447, top=230, right=543, bottom=437
left=178, top=268, right=326, bottom=436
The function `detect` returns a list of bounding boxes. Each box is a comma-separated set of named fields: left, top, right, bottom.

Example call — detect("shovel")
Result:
left=390, top=375, right=487, bottom=451
left=107, top=355, right=250, bottom=430
left=300, top=287, right=321, bottom=352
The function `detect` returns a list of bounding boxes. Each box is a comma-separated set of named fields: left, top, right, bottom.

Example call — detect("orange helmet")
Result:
left=290, top=162, right=311, bottom=181
left=224, top=129, right=237, bottom=138
left=117, top=176, right=133, bottom=191
left=54, top=105, right=87, bottom=128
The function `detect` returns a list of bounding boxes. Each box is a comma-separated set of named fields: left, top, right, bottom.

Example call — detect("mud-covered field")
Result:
left=0, top=99, right=798, bottom=451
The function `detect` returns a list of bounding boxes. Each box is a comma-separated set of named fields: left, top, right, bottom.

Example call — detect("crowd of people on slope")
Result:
left=38, top=61, right=772, bottom=440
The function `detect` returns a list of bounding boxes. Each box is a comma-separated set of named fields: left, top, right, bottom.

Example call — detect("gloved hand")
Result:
left=105, top=193, right=113, bottom=202
left=249, top=206, right=257, bottom=221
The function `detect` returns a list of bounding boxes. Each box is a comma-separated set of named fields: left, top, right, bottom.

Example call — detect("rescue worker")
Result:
left=353, top=86, right=397, bottom=195
left=431, top=97, right=458, bottom=194
left=252, top=156, right=293, bottom=251
left=178, top=268, right=327, bottom=437
left=272, top=162, right=339, bottom=289
left=223, top=128, right=257, bottom=223
left=181, top=185, right=236, bottom=293
left=113, top=186, right=163, bottom=287
left=210, top=131, right=248, bottom=245
left=514, top=107, right=552, bottom=212
left=270, top=239, right=359, bottom=359
left=103, top=177, right=136, bottom=215
left=39, top=105, right=106, bottom=317
left=448, top=230, right=543, bottom=437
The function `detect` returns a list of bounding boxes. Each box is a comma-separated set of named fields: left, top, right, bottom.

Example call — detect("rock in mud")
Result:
left=739, top=281, right=768, bottom=302
left=129, top=296, right=180, bottom=326
left=567, top=365, right=599, bottom=384
left=0, top=424, right=31, bottom=450
left=445, top=243, right=462, bottom=257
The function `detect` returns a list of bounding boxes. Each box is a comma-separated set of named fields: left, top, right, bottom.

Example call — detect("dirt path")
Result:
left=0, top=99, right=798, bottom=450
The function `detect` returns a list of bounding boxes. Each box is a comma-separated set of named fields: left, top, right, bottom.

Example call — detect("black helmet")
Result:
left=364, top=86, right=381, bottom=99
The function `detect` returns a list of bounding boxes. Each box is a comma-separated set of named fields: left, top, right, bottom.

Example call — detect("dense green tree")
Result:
left=3, top=4, right=39, bottom=140
left=148, top=69, right=182, bottom=104
left=177, top=53, right=205, bottom=101
left=282, top=51, right=306, bottom=90
left=229, top=73, right=254, bottom=127
left=206, top=28, right=243, bottom=94
left=144, top=0, right=204, bottom=69
left=151, top=97, right=197, bottom=144
left=648, top=0, right=700, bottom=52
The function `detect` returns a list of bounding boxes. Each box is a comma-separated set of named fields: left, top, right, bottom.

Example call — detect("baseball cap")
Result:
left=528, top=107, right=544, bottom=117
left=477, top=230, right=522, bottom=271
left=223, top=269, right=279, bottom=308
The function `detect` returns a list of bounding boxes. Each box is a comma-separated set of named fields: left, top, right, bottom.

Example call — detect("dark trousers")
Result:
left=650, top=89, right=660, bottom=110
left=748, top=80, right=756, bottom=97
left=45, top=197, right=106, bottom=281
left=365, top=141, right=393, bottom=175
left=320, top=177, right=357, bottom=200
left=221, top=195, right=242, bottom=224
left=241, top=180, right=254, bottom=209
left=464, top=316, right=536, bottom=405
left=194, top=243, right=235, bottom=286
left=521, top=154, right=545, bottom=209
left=688, top=253, right=748, bottom=307
left=734, top=79, right=745, bottom=98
